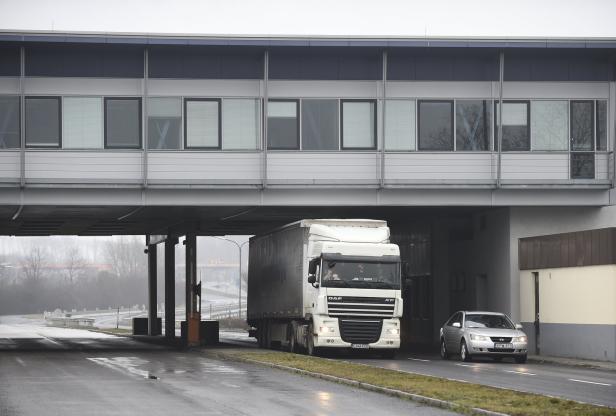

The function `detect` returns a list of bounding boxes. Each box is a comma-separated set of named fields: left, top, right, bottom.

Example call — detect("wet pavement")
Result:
left=0, top=320, right=453, bottom=416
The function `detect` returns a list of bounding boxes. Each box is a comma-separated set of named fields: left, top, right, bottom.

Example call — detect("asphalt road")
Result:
left=218, top=331, right=616, bottom=408
left=0, top=324, right=452, bottom=416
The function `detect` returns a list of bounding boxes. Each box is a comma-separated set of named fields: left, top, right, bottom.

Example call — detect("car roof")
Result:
left=463, top=311, right=506, bottom=316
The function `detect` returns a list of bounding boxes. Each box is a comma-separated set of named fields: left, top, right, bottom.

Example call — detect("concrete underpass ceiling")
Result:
left=0, top=205, right=485, bottom=237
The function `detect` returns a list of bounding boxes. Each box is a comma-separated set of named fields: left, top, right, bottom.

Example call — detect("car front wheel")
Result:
left=460, top=340, right=472, bottom=362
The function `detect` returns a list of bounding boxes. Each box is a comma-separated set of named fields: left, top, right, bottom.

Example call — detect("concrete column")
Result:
left=185, top=234, right=200, bottom=346
left=164, top=238, right=177, bottom=339
left=147, top=244, right=158, bottom=336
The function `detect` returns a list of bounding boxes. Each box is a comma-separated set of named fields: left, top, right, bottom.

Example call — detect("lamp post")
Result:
left=212, top=237, right=248, bottom=319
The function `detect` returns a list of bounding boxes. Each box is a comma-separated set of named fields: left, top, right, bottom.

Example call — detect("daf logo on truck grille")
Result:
left=384, top=298, right=395, bottom=303
left=328, top=296, right=343, bottom=301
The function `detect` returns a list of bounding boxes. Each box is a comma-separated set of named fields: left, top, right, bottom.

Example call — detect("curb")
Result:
left=210, top=351, right=509, bottom=416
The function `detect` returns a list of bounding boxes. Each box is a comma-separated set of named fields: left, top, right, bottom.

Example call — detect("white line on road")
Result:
left=408, top=358, right=431, bottom=362
left=504, top=370, right=536, bottom=376
left=455, top=363, right=479, bottom=368
left=568, top=379, right=612, bottom=386
left=15, top=357, right=26, bottom=367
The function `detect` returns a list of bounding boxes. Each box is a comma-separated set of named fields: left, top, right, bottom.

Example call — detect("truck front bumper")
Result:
left=312, top=316, right=400, bottom=349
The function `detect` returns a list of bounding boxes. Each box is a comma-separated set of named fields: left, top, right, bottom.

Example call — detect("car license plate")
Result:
left=494, top=343, right=513, bottom=349
left=351, top=344, right=369, bottom=349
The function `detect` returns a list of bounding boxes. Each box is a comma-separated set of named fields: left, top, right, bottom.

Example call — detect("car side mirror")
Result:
left=515, top=323, right=523, bottom=330
left=452, top=322, right=461, bottom=328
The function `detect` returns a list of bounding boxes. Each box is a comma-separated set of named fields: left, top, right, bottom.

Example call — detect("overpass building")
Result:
left=0, top=33, right=615, bottom=360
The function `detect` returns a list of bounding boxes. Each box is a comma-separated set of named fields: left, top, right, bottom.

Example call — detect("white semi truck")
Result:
left=247, top=219, right=402, bottom=356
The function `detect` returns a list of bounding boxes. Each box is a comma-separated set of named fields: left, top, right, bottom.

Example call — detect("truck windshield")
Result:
left=320, top=260, right=400, bottom=289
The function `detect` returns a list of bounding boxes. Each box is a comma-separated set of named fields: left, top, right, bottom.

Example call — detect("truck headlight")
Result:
left=470, top=334, right=489, bottom=341
left=513, top=336, right=527, bottom=343
left=387, top=328, right=400, bottom=335
left=319, top=326, right=335, bottom=334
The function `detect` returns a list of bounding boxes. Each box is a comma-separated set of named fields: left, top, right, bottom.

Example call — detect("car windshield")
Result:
left=465, top=314, right=514, bottom=329
left=320, top=260, right=400, bottom=289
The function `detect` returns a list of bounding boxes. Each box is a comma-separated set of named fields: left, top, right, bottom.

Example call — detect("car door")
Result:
left=445, top=312, right=462, bottom=351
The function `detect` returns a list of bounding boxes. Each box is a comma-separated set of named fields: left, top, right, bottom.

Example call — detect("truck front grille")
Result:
left=327, top=296, right=395, bottom=317
left=339, top=319, right=383, bottom=344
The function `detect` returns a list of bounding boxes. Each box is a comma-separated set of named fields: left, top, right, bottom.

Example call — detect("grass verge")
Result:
left=218, top=350, right=616, bottom=416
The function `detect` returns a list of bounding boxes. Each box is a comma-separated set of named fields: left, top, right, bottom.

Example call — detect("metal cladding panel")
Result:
left=25, top=43, right=144, bottom=78
left=504, top=50, right=615, bottom=81
left=269, top=47, right=382, bottom=80
left=0, top=44, right=20, bottom=76
left=387, top=48, right=499, bottom=81
left=148, top=46, right=264, bottom=79
left=247, top=225, right=307, bottom=321
left=0, top=151, right=20, bottom=182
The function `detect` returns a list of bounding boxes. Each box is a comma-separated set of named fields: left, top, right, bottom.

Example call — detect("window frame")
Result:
left=147, top=96, right=183, bottom=151
left=455, top=99, right=493, bottom=152
left=595, top=99, right=608, bottom=152
left=103, top=96, right=142, bottom=150
left=0, top=95, right=21, bottom=149
left=183, top=97, right=222, bottom=150
left=25, top=95, right=62, bottom=149
left=300, top=98, right=340, bottom=151
left=569, top=99, right=595, bottom=152
left=267, top=99, right=300, bottom=151
left=340, top=99, right=377, bottom=150
left=417, top=99, right=454, bottom=152
left=494, top=100, right=531, bottom=152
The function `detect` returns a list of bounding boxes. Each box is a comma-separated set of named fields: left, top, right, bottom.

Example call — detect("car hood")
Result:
left=467, top=328, right=526, bottom=337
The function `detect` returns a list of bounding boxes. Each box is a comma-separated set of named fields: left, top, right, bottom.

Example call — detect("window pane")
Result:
left=342, top=101, right=375, bottom=149
left=26, top=97, right=60, bottom=147
left=105, top=98, right=141, bottom=148
left=63, top=97, right=103, bottom=149
left=302, top=99, right=338, bottom=150
left=0, top=96, right=20, bottom=149
left=185, top=99, right=220, bottom=148
left=418, top=101, right=453, bottom=151
left=223, top=99, right=260, bottom=150
left=267, top=101, right=298, bottom=149
left=385, top=100, right=415, bottom=151
left=495, top=102, right=529, bottom=151
left=531, top=101, right=567, bottom=151
left=597, top=100, right=607, bottom=151
left=570, top=100, right=594, bottom=151
left=571, top=152, right=595, bottom=179
left=456, top=100, right=491, bottom=151
left=148, top=97, right=181, bottom=150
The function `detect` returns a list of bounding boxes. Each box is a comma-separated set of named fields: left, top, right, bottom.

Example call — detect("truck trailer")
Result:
left=247, top=219, right=402, bottom=356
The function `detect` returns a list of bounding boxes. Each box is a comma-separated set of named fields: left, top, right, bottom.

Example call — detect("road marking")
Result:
left=408, top=358, right=431, bottom=362
left=15, top=357, right=26, bottom=367
left=504, top=370, right=536, bottom=376
left=568, top=379, right=612, bottom=386
left=455, top=363, right=478, bottom=368
left=221, top=382, right=240, bottom=388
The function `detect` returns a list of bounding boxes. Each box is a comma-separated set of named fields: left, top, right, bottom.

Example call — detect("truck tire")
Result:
left=306, top=323, right=319, bottom=356
left=288, top=322, right=297, bottom=353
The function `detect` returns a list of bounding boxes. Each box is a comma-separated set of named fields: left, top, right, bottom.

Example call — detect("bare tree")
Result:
left=22, top=246, right=46, bottom=283
left=104, top=236, right=146, bottom=279
left=65, top=246, right=84, bottom=285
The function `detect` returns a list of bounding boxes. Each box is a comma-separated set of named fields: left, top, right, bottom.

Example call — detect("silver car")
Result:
left=440, top=311, right=528, bottom=363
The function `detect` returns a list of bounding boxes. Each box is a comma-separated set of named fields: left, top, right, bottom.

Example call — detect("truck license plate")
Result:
left=351, top=344, right=369, bottom=349
left=494, top=343, right=513, bottom=349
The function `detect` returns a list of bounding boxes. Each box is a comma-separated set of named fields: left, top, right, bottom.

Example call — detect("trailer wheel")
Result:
left=306, top=323, right=319, bottom=356
left=288, top=322, right=297, bottom=353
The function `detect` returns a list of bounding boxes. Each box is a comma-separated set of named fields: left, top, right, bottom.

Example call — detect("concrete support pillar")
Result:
left=164, top=238, right=177, bottom=339
left=147, top=244, right=158, bottom=336
left=185, top=234, right=200, bottom=346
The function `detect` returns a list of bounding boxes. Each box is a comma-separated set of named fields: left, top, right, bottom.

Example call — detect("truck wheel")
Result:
left=306, top=323, right=319, bottom=356
left=288, top=323, right=297, bottom=353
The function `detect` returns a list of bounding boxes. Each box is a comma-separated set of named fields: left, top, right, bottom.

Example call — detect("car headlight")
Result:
left=387, top=328, right=400, bottom=335
left=470, top=334, right=489, bottom=341
left=513, top=336, right=527, bottom=343
left=319, top=326, right=335, bottom=334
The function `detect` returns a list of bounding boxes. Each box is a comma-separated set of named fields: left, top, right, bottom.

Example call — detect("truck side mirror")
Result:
left=307, top=275, right=316, bottom=284
left=308, top=258, right=319, bottom=275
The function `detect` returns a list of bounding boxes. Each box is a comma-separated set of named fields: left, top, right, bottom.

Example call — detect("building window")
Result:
left=570, top=100, right=594, bottom=151
left=104, top=97, right=142, bottom=149
left=63, top=97, right=103, bottom=149
left=495, top=101, right=530, bottom=151
left=418, top=100, right=453, bottom=151
left=530, top=101, right=568, bottom=151
left=184, top=98, right=221, bottom=149
left=302, top=99, right=339, bottom=150
left=456, top=100, right=491, bottom=151
left=571, top=152, right=595, bottom=179
left=0, top=96, right=20, bottom=149
left=148, top=97, right=181, bottom=150
left=267, top=100, right=299, bottom=150
left=223, top=99, right=260, bottom=150
left=385, top=100, right=415, bottom=151
left=596, top=100, right=607, bottom=151
left=25, top=96, right=61, bottom=148
left=341, top=100, right=376, bottom=149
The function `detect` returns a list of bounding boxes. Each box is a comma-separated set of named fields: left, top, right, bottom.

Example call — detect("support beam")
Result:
left=165, top=237, right=177, bottom=339
left=147, top=243, right=158, bottom=336
left=185, top=234, right=200, bottom=346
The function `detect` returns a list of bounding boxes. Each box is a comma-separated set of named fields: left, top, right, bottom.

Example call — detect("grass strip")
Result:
left=220, top=350, right=616, bottom=416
